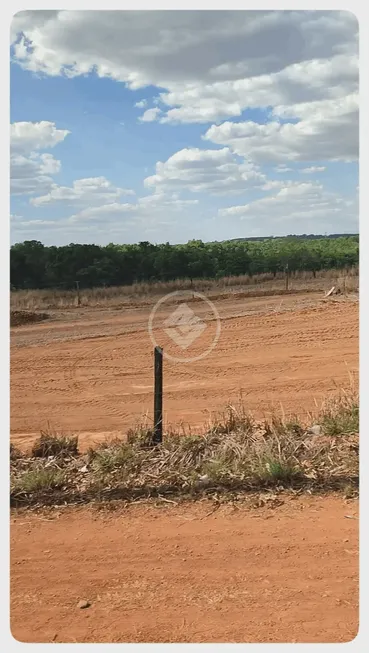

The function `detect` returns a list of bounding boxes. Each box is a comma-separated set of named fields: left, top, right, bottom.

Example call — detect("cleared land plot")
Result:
left=11, top=293, right=358, bottom=451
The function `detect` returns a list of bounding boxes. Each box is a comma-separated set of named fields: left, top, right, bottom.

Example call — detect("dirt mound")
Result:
left=10, top=310, right=49, bottom=327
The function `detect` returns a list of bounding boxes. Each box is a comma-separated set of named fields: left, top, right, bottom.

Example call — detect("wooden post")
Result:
left=285, top=264, right=289, bottom=291
left=75, top=280, right=80, bottom=306
left=153, top=346, right=163, bottom=444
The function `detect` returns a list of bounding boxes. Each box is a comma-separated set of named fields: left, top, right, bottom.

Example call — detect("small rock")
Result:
left=77, top=600, right=90, bottom=609
left=308, top=425, right=322, bottom=436
left=80, top=465, right=89, bottom=473
left=197, top=474, right=210, bottom=486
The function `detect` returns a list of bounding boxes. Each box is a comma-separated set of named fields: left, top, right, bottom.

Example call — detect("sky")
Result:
left=10, top=9, right=359, bottom=246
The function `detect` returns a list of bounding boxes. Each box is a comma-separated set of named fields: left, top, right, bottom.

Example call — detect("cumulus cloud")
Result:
left=11, top=152, right=61, bottom=196
left=10, top=11, right=359, bottom=241
left=204, top=93, right=358, bottom=163
left=139, top=107, right=162, bottom=122
left=12, top=189, right=201, bottom=245
left=158, top=53, right=358, bottom=124
left=11, top=121, right=69, bottom=153
left=300, top=166, right=326, bottom=174
left=68, top=192, right=199, bottom=223
left=10, top=121, right=69, bottom=196
left=144, top=147, right=266, bottom=195
left=31, top=177, right=134, bottom=207
left=11, top=11, right=357, bottom=84
left=11, top=11, right=357, bottom=123
left=274, top=164, right=293, bottom=173
left=219, top=182, right=358, bottom=232
left=20, top=219, right=57, bottom=226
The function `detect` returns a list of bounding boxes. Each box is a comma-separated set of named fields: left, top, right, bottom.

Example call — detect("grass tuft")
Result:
left=319, top=387, right=359, bottom=436
left=11, top=467, right=66, bottom=494
left=10, top=443, right=23, bottom=462
left=31, top=432, right=79, bottom=458
left=255, top=457, right=300, bottom=484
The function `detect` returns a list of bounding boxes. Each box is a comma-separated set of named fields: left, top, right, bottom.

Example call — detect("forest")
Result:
left=10, top=235, right=359, bottom=290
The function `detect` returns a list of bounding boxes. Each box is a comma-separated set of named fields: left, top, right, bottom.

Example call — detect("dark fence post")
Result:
left=285, top=264, right=289, bottom=291
left=75, top=280, right=80, bottom=306
left=153, top=346, right=163, bottom=444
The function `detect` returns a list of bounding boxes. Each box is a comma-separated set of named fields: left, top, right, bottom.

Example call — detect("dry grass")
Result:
left=10, top=386, right=359, bottom=507
left=318, top=387, right=359, bottom=436
left=10, top=267, right=359, bottom=311
left=31, top=431, right=79, bottom=458
left=12, top=467, right=67, bottom=494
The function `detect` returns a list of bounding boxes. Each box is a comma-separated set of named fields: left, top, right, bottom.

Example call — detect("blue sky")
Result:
left=10, top=10, right=359, bottom=246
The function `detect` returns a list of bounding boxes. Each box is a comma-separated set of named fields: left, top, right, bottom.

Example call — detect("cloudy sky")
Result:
left=10, top=9, right=359, bottom=245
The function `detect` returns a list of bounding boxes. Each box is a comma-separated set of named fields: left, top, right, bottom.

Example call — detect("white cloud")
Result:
left=10, top=11, right=359, bottom=242
left=11, top=11, right=357, bottom=125
left=11, top=11, right=357, bottom=85
left=11, top=152, right=62, bottom=196
left=31, top=177, right=134, bottom=207
left=139, top=107, right=162, bottom=122
left=261, top=179, right=294, bottom=191
left=158, top=53, right=358, bottom=124
left=274, top=164, right=293, bottom=173
left=10, top=121, right=69, bottom=196
left=300, top=166, right=326, bottom=174
left=219, top=182, right=358, bottom=233
left=20, top=219, right=57, bottom=226
left=12, top=189, right=201, bottom=245
left=144, top=147, right=266, bottom=195
left=11, top=121, right=70, bottom=153
left=68, top=192, right=199, bottom=224
left=204, top=93, right=358, bottom=163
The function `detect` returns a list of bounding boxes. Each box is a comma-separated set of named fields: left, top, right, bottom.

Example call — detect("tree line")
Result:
left=10, top=236, right=359, bottom=290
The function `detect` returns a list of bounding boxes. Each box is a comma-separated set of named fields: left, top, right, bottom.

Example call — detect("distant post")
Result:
left=153, top=346, right=163, bottom=444
left=285, top=264, right=289, bottom=291
left=75, top=280, right=80, bottom=306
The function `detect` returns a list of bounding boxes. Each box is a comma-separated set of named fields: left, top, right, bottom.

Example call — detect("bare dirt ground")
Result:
left=11, top=292, right=358, bottom=451
left=10, top=495, right=359, bottom=643
left=10, top=292, right=360, bottom=643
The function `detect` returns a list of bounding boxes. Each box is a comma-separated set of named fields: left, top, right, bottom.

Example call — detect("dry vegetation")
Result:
left=10, top=384, right=359, bottom=508
left=10, top=310, right=50, bottom=327
left=10, top=267, right=359, bottom=311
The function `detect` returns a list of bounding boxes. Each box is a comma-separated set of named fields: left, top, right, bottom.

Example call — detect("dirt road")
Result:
left=11, top=294, right=358, bottom=451
left=10, top=496, right=359, bottom=643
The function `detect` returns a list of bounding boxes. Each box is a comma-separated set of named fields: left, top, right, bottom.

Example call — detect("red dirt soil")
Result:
left=11, top=294, right=358, bottom=451
left=10, top=496, right=358, bottom=643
